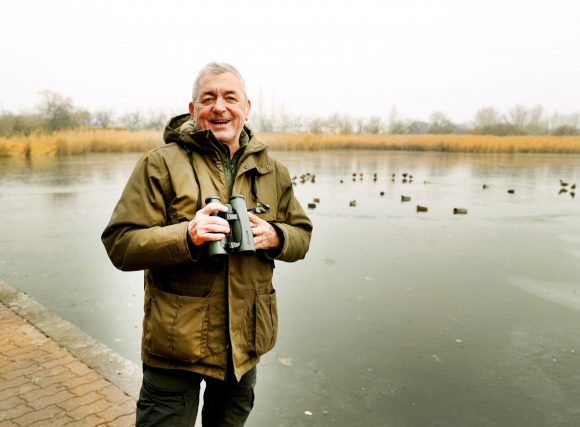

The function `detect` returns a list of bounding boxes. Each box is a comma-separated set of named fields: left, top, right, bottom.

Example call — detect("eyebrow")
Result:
left=200, top=89, right=240, bottom=98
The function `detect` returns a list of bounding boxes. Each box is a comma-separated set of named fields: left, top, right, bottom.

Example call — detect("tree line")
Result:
left=252, top=106, right=579, bottom=136
left=1, top=91, right=578, bottom=137
left=0, top=91, right=170, bottom=136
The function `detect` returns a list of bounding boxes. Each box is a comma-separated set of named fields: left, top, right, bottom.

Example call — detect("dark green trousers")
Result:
left=136, top=364, right=257, bottom=427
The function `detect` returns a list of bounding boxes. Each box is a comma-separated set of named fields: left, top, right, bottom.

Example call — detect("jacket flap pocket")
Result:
left=146, top=288, right=209, bottom=363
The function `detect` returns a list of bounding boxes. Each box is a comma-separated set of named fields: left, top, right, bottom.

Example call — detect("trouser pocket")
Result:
left=136, top=366, right=201, bottom=427
left=145, top=288, right=209, bottom=363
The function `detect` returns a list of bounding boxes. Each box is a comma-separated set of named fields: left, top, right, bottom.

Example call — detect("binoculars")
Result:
left=205, top=195, right=255, bottom=260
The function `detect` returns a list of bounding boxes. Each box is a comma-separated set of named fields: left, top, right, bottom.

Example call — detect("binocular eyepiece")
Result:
left=205, top=195, right=255, bottom=261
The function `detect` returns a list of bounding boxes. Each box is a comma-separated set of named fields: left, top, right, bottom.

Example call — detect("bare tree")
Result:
left=473, top=107, right=501, bottom=132
left=505, top=105, right=529, bottom=134
left=93, top=109, right=115, bottom=129
left=526, top=105, right=547, bottom=135
left=407, top=120, right=429, bottom=134
left=428, top=112, right=455, bottom=134
left=38, top=90, right=79, bottom=131
left=361, top=116, right=383, bottom=134
left=387, top=107, right=406, bottom=134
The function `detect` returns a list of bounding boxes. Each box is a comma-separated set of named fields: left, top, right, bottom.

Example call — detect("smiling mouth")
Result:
left=210, top=119, right=230, bottom=127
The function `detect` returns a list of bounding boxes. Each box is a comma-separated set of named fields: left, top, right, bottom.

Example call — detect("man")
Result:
left=102, top=62, right=312, bottom=426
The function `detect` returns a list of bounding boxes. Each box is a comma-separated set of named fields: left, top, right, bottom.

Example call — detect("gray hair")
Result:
left=192, top=62, right=247, bottom=102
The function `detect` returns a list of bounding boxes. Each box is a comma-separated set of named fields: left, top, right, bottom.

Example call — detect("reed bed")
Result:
left=258, top=133, right=580, bottom=154
left=0, top=128, right=162, bottom=157
left=1, top=129, right=580, bottom=157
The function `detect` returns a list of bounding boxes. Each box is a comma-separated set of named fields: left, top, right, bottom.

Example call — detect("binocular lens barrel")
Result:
left=205, top=196, right=229, bottom=259
left=230, top=195, right=255, bottom=256
left=204, top=195, right=256, bottom=260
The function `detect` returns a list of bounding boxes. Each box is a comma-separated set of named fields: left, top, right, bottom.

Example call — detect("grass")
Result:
left=1, top=129, right=580, bottom=157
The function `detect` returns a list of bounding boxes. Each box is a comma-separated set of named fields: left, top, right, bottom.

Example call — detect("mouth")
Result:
left=210, top=119, right=230, bottom=128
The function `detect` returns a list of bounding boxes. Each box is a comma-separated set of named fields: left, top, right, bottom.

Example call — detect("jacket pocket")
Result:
left=254, top=289, right=278, bottom=356
left=145, top=287, right=209, bottom=363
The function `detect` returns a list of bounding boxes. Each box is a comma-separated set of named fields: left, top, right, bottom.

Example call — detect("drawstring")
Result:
left=250, top=172, right=270, bottom=214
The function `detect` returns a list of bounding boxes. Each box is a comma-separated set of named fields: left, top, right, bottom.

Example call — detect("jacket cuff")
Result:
left=186, top=227, right=204, bottom=261
left=263, top=222, right=285, bottom=260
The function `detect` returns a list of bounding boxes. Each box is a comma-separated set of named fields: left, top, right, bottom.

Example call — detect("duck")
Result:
left=560, top=179, right=569, bottom=187
left=307, top=202, right=316, bottom=209
left=482, top=184, right=489, bottom=189
left=416, top=205, right=428, bottom=213
left=453, top=208, right=468, bottom=215
left=349, top=200, right=357, bottom=207
left=401, top=195, right=411, bottom=202
left=313, top=197, right=320, bottom=203
left=507, top=189, right=515, bottom=194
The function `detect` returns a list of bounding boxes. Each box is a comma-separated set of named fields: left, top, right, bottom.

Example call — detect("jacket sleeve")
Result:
left=101, top=151, right=194, bottom=271
left=269, top=164, right=313, bottom=262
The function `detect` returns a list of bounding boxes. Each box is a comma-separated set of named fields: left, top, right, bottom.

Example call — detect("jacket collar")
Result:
left=163, top=114, right=273, bottom=174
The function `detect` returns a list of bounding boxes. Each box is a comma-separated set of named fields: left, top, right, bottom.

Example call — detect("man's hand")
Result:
left=188, top=202, right=230, bottom=246
left=248, top=212, right=281, bottom=251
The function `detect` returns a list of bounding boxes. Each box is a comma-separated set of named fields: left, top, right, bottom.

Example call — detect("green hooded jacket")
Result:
left=101, top=114, right=312, bottom=380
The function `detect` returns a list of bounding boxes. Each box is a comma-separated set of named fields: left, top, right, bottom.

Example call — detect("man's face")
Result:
left=189, top=72, right=251, bottom=147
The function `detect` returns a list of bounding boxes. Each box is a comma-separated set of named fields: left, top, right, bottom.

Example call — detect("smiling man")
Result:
left=102, top=62, right=312, bottom=426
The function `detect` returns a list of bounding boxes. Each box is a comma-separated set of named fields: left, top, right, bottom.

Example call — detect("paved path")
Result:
left=0, top=281, right=140, bottom=426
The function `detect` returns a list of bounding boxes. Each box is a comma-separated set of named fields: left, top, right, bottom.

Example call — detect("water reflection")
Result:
left=0, top=151, right=579, bottom=426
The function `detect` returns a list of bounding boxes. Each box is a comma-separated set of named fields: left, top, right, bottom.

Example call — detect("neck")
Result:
left=226, top=142, right=240, bottom=158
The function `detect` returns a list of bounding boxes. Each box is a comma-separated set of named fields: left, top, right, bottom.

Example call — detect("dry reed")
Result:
left=0, top=128, right=162, bottom=157
left=1, top=129, right=580, bottom=157
left=258, top=133, right=580, bottom=154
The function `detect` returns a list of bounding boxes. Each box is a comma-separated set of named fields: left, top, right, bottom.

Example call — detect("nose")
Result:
left=212, top=96, right=227, bottom=113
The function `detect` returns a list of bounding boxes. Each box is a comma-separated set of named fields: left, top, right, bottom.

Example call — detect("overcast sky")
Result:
left=1, top=0, right=578, bottom=123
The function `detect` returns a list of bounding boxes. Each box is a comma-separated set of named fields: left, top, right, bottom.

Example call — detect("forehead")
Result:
left=198, top=72, right=243, bottom=95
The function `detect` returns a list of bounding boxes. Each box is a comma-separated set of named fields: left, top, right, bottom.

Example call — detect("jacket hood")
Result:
left=163, top=113, right=264, bottom=156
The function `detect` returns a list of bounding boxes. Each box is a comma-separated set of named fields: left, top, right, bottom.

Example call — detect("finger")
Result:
left=201, top=202, right=229, bottom=215
left=203, top=216, right=230, bottom=228
left=249, top=211, right=267, bottom=224
left=204, top=232, right=226, bottom=242
left=247, top=211, right=259, bottom=225
left=199, top=222, right=230, bottom=235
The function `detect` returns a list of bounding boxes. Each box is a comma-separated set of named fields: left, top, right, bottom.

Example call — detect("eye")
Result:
left=200, top=96, right=215, bottom=105
left=226, top=96, right=239, bottom=103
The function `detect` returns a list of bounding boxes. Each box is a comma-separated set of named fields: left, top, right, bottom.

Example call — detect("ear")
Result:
left=245, top=99, right=251, bottom=121
left=188, top=102, right=195, bottom=118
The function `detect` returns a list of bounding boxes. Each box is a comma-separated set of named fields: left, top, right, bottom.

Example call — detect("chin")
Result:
left=212, top=129, right=236, bottom=144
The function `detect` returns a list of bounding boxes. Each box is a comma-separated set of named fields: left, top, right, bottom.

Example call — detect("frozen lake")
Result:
left=0, top=150, right=579, bottom=426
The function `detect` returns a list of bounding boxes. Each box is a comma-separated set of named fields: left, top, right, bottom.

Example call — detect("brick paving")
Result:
left=0, top=302, right=137, bottom=426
